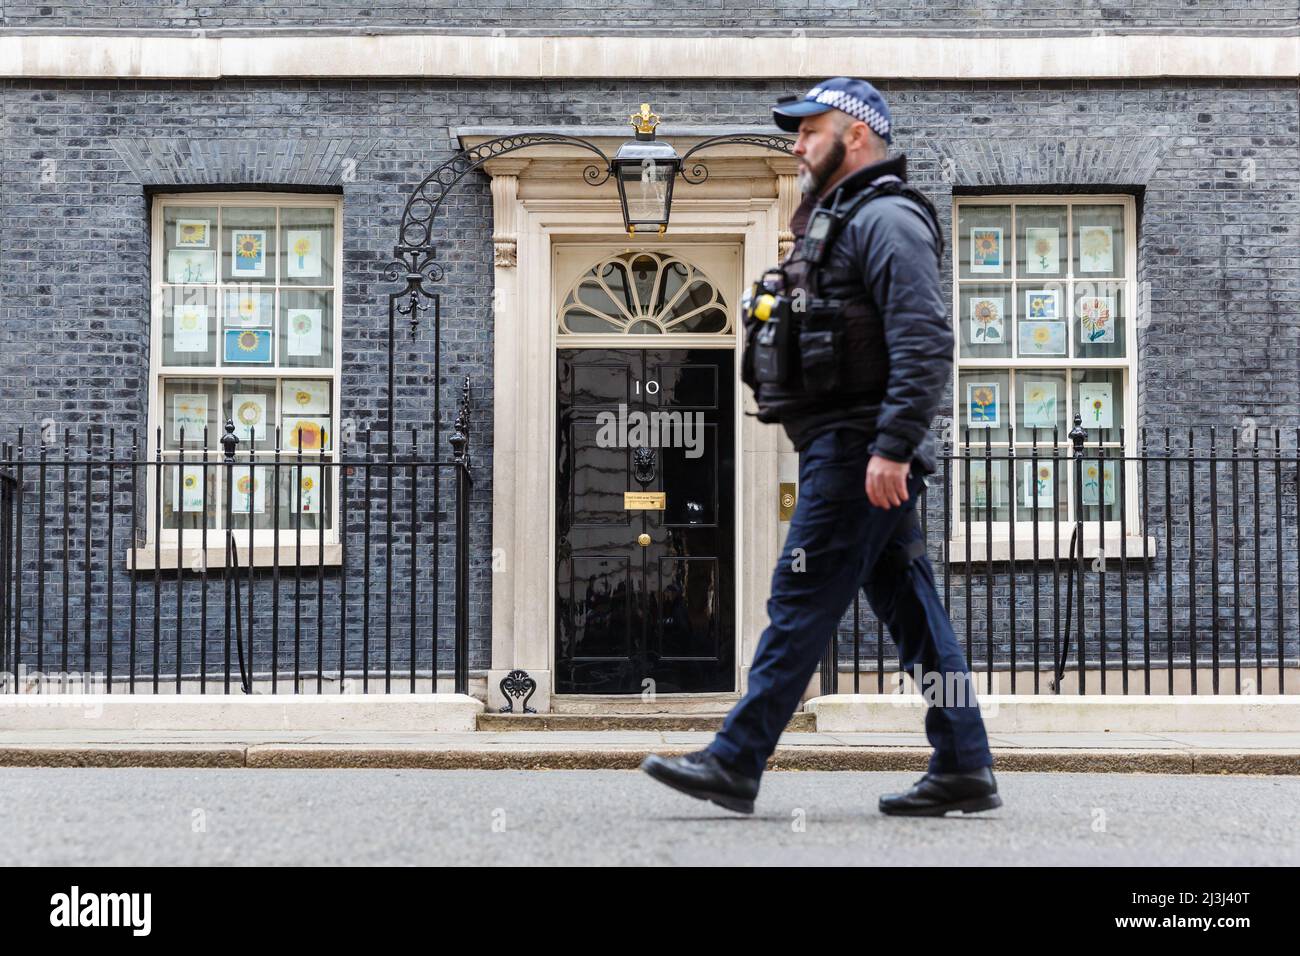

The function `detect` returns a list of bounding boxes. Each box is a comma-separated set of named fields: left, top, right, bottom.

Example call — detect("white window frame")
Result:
left=142, top=191, right=344, bottom=559
left=950, top=194, right=1146, bottom=555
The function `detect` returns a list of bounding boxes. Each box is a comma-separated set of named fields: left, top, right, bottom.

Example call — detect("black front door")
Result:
left=555, top=348, right=735, bottom=694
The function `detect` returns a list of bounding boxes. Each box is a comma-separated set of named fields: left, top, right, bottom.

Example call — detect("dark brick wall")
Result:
left=1, top=76, right=1297, bottom=685
left=2, top=0, right=1298, bottom=32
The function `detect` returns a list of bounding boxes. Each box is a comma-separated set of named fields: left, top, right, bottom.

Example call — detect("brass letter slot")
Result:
left=624, top=491, right=666, bottom=510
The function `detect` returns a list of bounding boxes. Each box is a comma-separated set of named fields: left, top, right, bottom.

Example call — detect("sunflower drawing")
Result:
left=972, top=300, right=1000, bottom=341
left=183, top=473, right=198, bottom=491
left=178, top=309, right=201, bottom=330
left=291, top=313, right=313, bottom=336
left=179, top=222, right=206, bottom=245
left=1033, top=236, right=1052, bottom=264
left=291, top=421, right=325, bottom=451
left=237, top=400, right=261, bottom=427
left=1081, top=228, right=1110, bottom=259
left=974, top=230, right=999, bottom=263
left=236, top=330, right=261, bottom=352
left=1081, top=298, right=1112, bottom=341
left=970, top=385, right=997, bottom=425
left=236, top=233, right=262, bottom=262
left=1091, top=398, right=1105, bottom=422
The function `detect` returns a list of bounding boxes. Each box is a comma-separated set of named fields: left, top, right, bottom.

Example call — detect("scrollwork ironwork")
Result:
left=385, top=246, right=445, bottom=337
left=677, top=133, right=796, bottom=185
left=396, top=133, right=613, bottom=254
left=498, top=669, right=538, bottom=713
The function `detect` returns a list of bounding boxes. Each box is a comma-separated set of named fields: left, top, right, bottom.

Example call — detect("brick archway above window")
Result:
left=110, top=137, right=378, bottom=187
left=925, top=137, right=1167, bottom=188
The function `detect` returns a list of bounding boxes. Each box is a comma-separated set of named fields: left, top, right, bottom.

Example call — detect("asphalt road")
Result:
left=3, top=767, right=1297, bottom=866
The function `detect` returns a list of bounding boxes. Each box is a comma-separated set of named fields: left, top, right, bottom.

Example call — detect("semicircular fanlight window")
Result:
left=559, top=252, right=731, bottom=335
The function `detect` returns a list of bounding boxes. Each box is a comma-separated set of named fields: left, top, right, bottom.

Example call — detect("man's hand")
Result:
left=865, top=455, right=910, bottom=509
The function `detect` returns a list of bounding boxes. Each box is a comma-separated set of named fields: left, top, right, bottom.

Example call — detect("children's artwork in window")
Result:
left=282, top=380, right=330, bottom=415
left=1017, top=321, right=1066, bottom=355
left=1024, top=227, right=1059, bottom=274
left=291, top=466, right=322, bottom=514
left=1021, top=460, right=1054, bottom=508
left=1078, top=296, right=1115, bottom=344
left=285, top=416, right=330, bottom=452
left=175, top=219, right=210, bottom=248
left=968, top=460, right=1003, bottom=508
left=172, top=465, right=206, bottom=513
left=1081, top=460, right=1115, bottom=506
left=224, top=329, right=273, bottom=364
left=1022, top=380, right=1057, bottom=429
left=225, top=287, right=271, bottom=328
left=969, top=296, right=1004, bottom=344
left=285, top=230, right=322, bottom=279
left=173, top=393, right=208, bottom=442
left=287, top=308, right=323, bottom=357
left=967, top=382, right=1000, bottom=428
left=231, top=466, right=267, bottom=514
left=231, top=230, right=267, bottom=278
left=231, top=393, right=268, bottom=441
left=970, top=227, right=1003, bottom=273
left=1024, top=289, right=1060, bottom=321
left=167, top=250, right=216, bottom=284
left=1078, top=225, right=1113, bottom=273
left=172, top=304, right=208, bottom=353
left=1078, top=383, right=1114, bottom=429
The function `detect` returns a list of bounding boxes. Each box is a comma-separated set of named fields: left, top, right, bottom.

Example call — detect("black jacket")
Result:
left=776, top=154, right=949, bottom=473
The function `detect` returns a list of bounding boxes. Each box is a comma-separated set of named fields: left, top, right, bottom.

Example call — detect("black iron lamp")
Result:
left=611, top=104, right=681, bottom=235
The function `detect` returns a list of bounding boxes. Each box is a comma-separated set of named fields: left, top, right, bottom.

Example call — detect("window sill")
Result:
left=941, top=531, right=1156, bottom=565
left=128, top=543, right=342, bottom=572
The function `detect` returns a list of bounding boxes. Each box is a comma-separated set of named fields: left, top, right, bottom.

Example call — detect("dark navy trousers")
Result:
left=707, top=427, right=993, bottom=781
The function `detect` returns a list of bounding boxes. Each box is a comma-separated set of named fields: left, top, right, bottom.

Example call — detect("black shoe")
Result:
left=878, top=766, right=1002, bottom=817
left=640, top=749, right=759, bottom=814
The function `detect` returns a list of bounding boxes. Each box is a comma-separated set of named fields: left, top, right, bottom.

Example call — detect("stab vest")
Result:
left=750, top=171, right=945, bottom=424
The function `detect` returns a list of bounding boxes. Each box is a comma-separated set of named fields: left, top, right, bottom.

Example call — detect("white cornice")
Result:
left=0, top=33, right=1296, bottom=80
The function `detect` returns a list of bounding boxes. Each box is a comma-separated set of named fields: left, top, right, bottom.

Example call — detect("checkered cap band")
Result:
left=807, top=87, right=890, bottom=140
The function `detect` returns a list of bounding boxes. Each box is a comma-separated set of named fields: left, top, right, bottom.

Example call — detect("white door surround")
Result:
left=475, top=131, right=800, bottom=711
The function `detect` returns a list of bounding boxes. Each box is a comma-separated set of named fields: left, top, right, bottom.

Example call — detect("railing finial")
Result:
left=220, top=419, right=240, bottom=462
left=1068, top=411, right=1087, bottom=456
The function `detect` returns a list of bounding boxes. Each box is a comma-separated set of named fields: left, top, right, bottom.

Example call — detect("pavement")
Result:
left=3, top=766, right=1298, bottom=865
left=1, top=729, right=1298, bottom=773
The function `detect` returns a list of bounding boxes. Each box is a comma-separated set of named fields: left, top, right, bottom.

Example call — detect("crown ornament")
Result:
left=629, top=103, right=660, bottom=135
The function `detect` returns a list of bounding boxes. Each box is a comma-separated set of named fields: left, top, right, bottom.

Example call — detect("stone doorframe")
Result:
left=463, top=128, right=800, bottom=712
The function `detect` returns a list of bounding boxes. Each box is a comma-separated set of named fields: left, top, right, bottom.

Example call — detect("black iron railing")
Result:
left=822, top=418, right=1300, bottom=696
left=0, top=385, right=474, bottom=695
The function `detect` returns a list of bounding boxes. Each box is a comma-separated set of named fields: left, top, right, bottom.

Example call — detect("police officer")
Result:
left=642, top=78, right=1001, bottom=817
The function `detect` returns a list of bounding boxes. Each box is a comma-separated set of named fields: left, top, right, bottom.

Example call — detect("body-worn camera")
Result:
left=740, top=265, right=845, bottom=393
left=740, top=268, right=796, bottom=385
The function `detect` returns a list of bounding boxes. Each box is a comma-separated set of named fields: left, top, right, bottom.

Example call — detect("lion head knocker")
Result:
left=632, top=446, right=657, bottom=486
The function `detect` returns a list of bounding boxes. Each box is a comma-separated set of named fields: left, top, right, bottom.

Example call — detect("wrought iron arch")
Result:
left=678, top=133, right=796, bottom=184
left=382, top=127, right=793, bottom=452
left=395, top=133, right=614, bottom=256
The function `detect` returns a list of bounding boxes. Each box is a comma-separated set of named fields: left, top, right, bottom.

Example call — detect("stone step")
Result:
left=476, top=711, right=817, bottom=732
